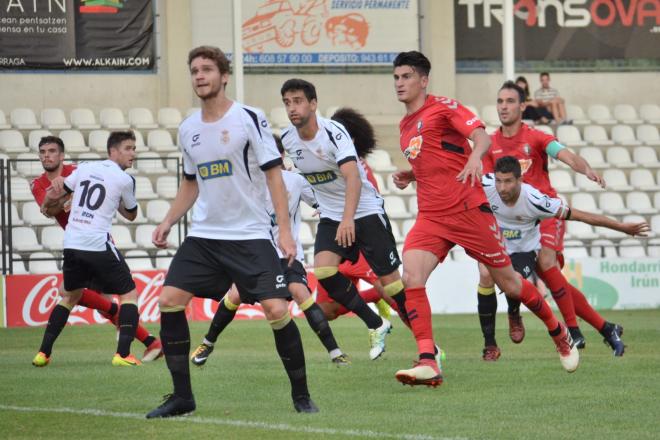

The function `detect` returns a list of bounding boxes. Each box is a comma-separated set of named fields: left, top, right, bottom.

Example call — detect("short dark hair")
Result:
left=499, top=80, right=526, bottom=104
left=540, top=71, right=550, bottom=78
left=495, top=156, right=522, bottom=178
left=515, top=75, right=530, bottom=98
left=280, top=78, right=317, bottom=102
left=188, top=46, right=230, bottom=75
left=273, top=134, right=284, bottom=155
left=38, top=136, right=64, bottom=153
left=107, top=131, right=136, bottom=155
left=393, top=51, right=431, bottom=76
left=331, top=107, right=376, bottom=159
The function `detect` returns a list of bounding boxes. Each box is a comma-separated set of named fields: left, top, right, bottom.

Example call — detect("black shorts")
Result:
left=282, top=259, right=308, bottom=287
left=510, top=251, right=538, bottom=280
left=63, top=244, right=136, bottom=295
left=165, top=236, right=289, bottom=305
left=315, top=213, right=400, bottom=277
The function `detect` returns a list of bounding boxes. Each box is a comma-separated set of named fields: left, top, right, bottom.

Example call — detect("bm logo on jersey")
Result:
left=501, top=228, right=522, bottom=240
left=303, top=171, right=337, bottom=185
left=198, top=159, right=233, bottom=180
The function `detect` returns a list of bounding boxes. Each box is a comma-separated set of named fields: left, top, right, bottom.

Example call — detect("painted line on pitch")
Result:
left=0, top=405, right=467, bottom=440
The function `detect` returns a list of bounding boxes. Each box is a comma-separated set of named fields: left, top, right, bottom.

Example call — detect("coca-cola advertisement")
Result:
left=3, top=270, right=310, bottom=328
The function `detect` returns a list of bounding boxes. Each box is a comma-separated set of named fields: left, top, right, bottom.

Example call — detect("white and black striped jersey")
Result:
left=482, top=173, right=568, bottom=253
left=281, top=115, right=383, bottom=222
left=63, top=160, right=137, bottom=251
left=179, top=103, right=282, bottom=241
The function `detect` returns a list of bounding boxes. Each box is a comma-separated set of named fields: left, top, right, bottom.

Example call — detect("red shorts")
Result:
left=539, top=217, right=565, bottom=252
left=403, top=208, right=511, bottom=268
left=315, top=253, right=377, bottom=304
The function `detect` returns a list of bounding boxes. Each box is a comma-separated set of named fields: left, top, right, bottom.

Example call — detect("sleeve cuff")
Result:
left=183, top=172, right=196, bottom=181
left=337, top=156, right=357, bottom=167
left=63, top=184, right=73, bottom=194
left=260, top=157, right=283, bottom=171
left=125, top=205, right=138, bottom=213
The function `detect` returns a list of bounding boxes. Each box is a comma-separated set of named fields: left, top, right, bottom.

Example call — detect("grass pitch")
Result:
left=1, top=309, right=659, bottom=439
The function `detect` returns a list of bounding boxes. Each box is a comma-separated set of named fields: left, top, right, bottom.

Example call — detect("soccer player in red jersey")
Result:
left=477, top=81, right=625, bottom=358
left=391, top=51, right=578, bottom=386
left=31, top=136, right=162, bottom=366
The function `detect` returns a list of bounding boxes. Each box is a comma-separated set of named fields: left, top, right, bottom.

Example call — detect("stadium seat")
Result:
left=116, top=204, right=147, bottom=224
left=12, top=227, right=43, bottom=251
left=77, top=152, right=102, bottom=161
left=565, top=105, right=590, bottom=125
left=565, top=222, right=599, bottom=240
left=28, top=129, right=53, bottom=151
left=390, top=221, right=404, bottom=243
left=651, top=215, right=660, bottom=236
left=147, top=129, right=178, bottom=152
left=88, top=129, right=111, bottom=153
left=611, top=125, right=641, bottom=146
left=0, top=110, right=10, bottom=129
left=534, top=125, right=554, bottom=136
left=125, top=250, right=154, bottom=271
left=386, top=173, right=415, bottom=195
left=41, top=108, right=71, bottom=130
left=618, top=238, right=646, bottom=258
left=587, top=105, right=616, bottom=125
left=300, top=222, right=315, bottom=246
left=562, top=240, right=589, bottom=259
left=155, top=249, right=175, bottom=270
left=146, top=199, right=171, bottom=223
left=29, top=252, right=59, bottom=274
left=10, top=108, right=40, bottom=130
left=383, top=195, right=412, bottom=219
left=133, top=130, right=150, bottom=153
left=41, top=226, right=64, bottom=251
left=402, top=218, right=416, bottom=236
left=549, top=170, right=576, bottom=193
left=166, top=224, right=182, bottom=248
left=15, top=153, right=43, bottom=177
left=622, top=214, right=655, bottom=238
left=136, top=152, right=168, bottom=174
left=10, top=203, right=23, bottom=226
left=601, top=169, right=632, bottom=191
left=0, top=130, right=30, bottom=153
left=156, top=175, right=179, bottom=199
left=134, top=176, right=158, bottom=200
left=128, top=108, right=158, bottom=129
left=135, top=224, right=157, bottom=249
left=59, top=130, right=90, bottom=153
left=70, top=108, right=101, bottom=130
left=630, top=169, right=660, bottom=191
left=578, top=147, right=608, bottom=169
left=22, top=201, right=55, bottom=226
left=570, top=192, right=601, bottom=213
left=9, top=177, right=34, bottom=201
left=648, top=239, right=660, bottom=258
left=605, top=147, right=635, bottom=168
left=598, top=192, right=630, bottom=215
left=636, top=125, right=660, bottom=146
left=655, top=191, right=660, bottom=210
left=633, top=147, right=660, bottom=168
left=583, top=125, right=614, bottom=147
left=366, top=150, right=396, bottom=172
left=480, top=105, right=499, bottom=126
left=557, top=125, right=586, bottom=148
left=165, top=152, right=182, bottom=173
left=590, top=239, right=618, bottom=257
left=300, top=202, right=318, bottom=221
left=575, top=173, right=604, bottom=192
left=595, top=222, right=627, bottom=239
left=613, top=104, right=643, bottom=124
left=270, top=107, right=289, bottom=129
left=12, top=254, right=28, bottom=274
left=110, top=225, right=137, bottom=250
left=100, top=108, right=130, bottom=129
left=408, top=196, right=418, bottom=215
left=626, top=192, right=658, bottom=215
left=639, top=104, right=660, bottom=124
left=371, top=173, right=388, bottom=194
left=158, top=108, right=183, bottom=129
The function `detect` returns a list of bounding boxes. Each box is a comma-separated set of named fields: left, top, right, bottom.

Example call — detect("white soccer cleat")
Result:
left=368, top=319, right=391, bottom=360
left=554, top=325, right=580, bottom=373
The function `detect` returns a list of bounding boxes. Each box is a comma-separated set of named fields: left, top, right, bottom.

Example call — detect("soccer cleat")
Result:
left=190, top=343, right=214, bottom=367
left=568, top=326, right=586, bottom=349
left=293, top=395, right=319, bottom=413
left=601, top=323, right=625, bottom=357
left=112, top=353, right=142, bottom=366
left=552, top=324, right=579, bottom=373
left=142, top=339, right=164, bottom=362
left=482, top=345, right=501, bottom=361
left=368, top=319, right=392, bottom=360
left=434, top=344, right=446, bottom=370
left=146, top=394, right=196, bottom=419
left=395, top=359, right=443, bottom=388
left=32, top=352, right=50, bottom=367
left=331, top=353, right=351, bottom=366
left=375, top=299, right=391, bottom=320
left=508, top=312, right=525, bottom=344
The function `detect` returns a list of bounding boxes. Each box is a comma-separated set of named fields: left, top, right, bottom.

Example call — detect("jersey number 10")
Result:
left=78, top=180, right=106, bottom=211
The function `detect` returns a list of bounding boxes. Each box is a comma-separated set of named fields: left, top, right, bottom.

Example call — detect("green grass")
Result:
left=1, top=310, right=660, bottom=440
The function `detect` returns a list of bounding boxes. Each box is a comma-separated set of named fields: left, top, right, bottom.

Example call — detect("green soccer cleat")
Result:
left=112, top=353, right=142, bottom=366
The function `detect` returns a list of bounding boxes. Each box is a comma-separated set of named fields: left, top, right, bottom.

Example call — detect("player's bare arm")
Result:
left=117, top=200, right=138, bottom=222
left=265, top=166, right=296, bottom=264
left=556, top=149, right=605, bottom=188
left=152, top=178, right=199, bottom=248
left=337, top=160, right=361, bottom=248
left=392, top=169, right=416, bottom=189
left=41, top=187, right=69, bottom=217
left=562, top=207, right=650, bottom=237
left=457, top=127, right=491, bottom=186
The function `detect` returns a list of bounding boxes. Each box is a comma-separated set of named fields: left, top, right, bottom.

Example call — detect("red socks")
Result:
left=359, top=287, right=382, bottom=305
left=78, top=289, right=114, bottom=314
left=518, top=278, right=559, bottom=331
left=404, top=287, right=435, bottom=356
left=537, top=267, right=578, bottom=327
left=567, top=284, right=606, bottom=331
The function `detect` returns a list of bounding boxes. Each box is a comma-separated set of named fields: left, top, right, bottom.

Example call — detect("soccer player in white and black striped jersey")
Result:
left=146, top=46, right=317, bottom=418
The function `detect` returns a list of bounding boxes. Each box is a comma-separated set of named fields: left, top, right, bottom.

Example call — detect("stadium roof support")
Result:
left=502, top=0, right=515, bottom=81
left=232, top=0, right=244, bottom=102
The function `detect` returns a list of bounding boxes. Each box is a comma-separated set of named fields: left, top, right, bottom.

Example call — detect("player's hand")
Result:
left=335, top=218, right=355, bottom=248
left=620, top=222, right=650, bottom=237
left=585, top=168, right=605, bottom=188
left=47, top=176, right=66, bottom=198
left=278, top=229, right=297, bottom=266
left=457, top=154, right=482, bottom=186
left=152, top=221, right=171, bottom=249
left=392, top=170, right=415, bottom=189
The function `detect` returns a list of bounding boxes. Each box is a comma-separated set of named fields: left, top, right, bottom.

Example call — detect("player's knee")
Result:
left=496, top=271, right=522, bottom=296
left=402, top=270, right=423, bottom=288
left=61, top=289, right=82, bottom=306
left=158, top=289, right=187, bottom=311
left=265, top=303, right=290, bottom=327
left=537, top=250, right=557, bottom=272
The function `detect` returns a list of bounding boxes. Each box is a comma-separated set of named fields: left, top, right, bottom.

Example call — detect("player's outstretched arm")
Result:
left=457, top=127, right=490, bottom=186
left=338, top=160, right=361, bottom=248
left=265, top=167, right=296, bottom=264
left=557, top=149, right=605, bottom=188
left=152, top=178, right=199, bottom=248
left=569, top=208, right=650, bottom=237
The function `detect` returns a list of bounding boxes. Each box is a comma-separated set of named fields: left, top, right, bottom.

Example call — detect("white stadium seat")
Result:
left=116, top=203, right=147, bottom=224
left=549, top=170, right=576, bottom=193
left=128, top=108, right=158, bottom=129
left=655, top=191, right=660, bottom=210
left=630, top=169, right=660, bottom=191
left=41, top=226, right=65, bottom=251
left=147, top=129, right=178, bottom=152
left=402, top=218, right=416, bottom=236
left=565, top=105, right=590, bottom=125
left=598, top=192, right=630, bottom=215
left=136, top=152, right=168, bottom=174
left=10, top=203, right=23, bottom=226
left=15, top=153, right=43, bottom=177
left=299, top=222, right=315, bottom=246
left=590, top=239, right=618, bottom=257
left=110, top=225, right=137, bottom=250
left=41, top=108, right=71, bottom=130
left=12, top=254, right=28, bottom=274
left=28, top=129, right=52, bottom=151
left=12, top=227, right=43, bottom=251
left=605, top=147, right=635, bottom=168
left=408, top=196, right=418, bottom=215
left=133, top=130, right=149, bottom=153
left=88, top=129, right=111, bottom=153
left=11, top=177, right=35, bottom=201
left=534, top=125, right=554, bottom=136
left=155, top=249, right=175, bottom=270
left=0, top=130, right=30, bottom=153
left=633, top=147, right=660, bottom=168
left=575, top=173, right=604, bottom=192
left=383, top=195, right=412, bottom=219
left=125, top=250, right=154, bottom=271
left=10, top=108, right=40, bottom=130
left=29, top=252, right=59, bottom=274
left=602, top=169, right=632, bottom=191
left=158, top=108, right=183, bottom=129
left=372, top=173, right=388, bottom=194
left=639, top=104, right=660, bottom=124
left=611, top=125, right=641, bottom=147
left=22, top=201, right=55, bottom=226
left=0, top=110, right=10, bottom=129
left=626, top=192, right=657, bottom=215
left=583, top=125, right=614, bottom=147
left=156, top=176, right=179, bottom=199
left=390, top=221, right=404, bottom=243
left=135, top=224, right=158, bottom=249
left=270, top=107, right=289, bottom=129
left=562, top=240, right=589, bottom=259
left=300, top=202, right=318, bottom=221
left=70, top=108, right=100, bottom=130
left=146, top=199, right=171, bottom=223
left=587, top=105, right=616, bottom=125
left=166, top=152, right=182, bottom=173
left=618, top=238, right=646, bottom=258
left=578, top=147, right=608, bottom=169
left=595, top=222, right=626, bottom=239
left=570, top=192, right=601, bottom=213
left=648, top=239, right=660, bottom=258
left=134, top=176, right=158, bottom=200
left=166, top=224, right=182, bottom=249
left=481, top=105, right=499, bottom=126
left=651, top=215, right=660, bottom=235
left=59, top=129, right=90, bottom=153
left=77, top=152, right=102, bottom=161
left=636, top=125, right=660, bottom=146
left=99, top=108, right=130, bottom=129
left=366, top=150, right=396, bottom=172
left=557, top=125, right=586, bottom=148
left=613, top=104, right=643, bottom=124
left=565, top=222, right=599, bottom=240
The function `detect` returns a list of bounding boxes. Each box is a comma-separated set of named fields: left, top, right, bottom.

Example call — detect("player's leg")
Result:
left=191, top=288, right=240, bottom=367
left=112, top=289, right=142, bottom=366
left=476, top=263, right=501, bottom=361
left=315, top=284, right=342, bottom=320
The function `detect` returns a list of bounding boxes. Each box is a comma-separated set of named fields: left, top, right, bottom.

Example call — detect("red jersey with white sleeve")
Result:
left=399, top=94, right=487, bottom=216
left=483, top=124, right=558, bottom=197
left=30, top=163, right=76, bottom=229
left=359, top=158, right=379, bottom=192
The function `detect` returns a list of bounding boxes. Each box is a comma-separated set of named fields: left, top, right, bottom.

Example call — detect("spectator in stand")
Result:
left=534, top=72, right=570, bottom=125
left=516, top=76, right=551, bottom=125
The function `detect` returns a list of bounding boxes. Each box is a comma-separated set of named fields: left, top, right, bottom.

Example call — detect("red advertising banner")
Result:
left=3, top=270, right=313, bottom=328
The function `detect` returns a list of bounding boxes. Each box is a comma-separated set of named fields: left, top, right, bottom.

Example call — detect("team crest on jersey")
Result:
left=416, top=120, right=423, bottom=134
left=221, top=130, right=230, bottom=144
left=197, top=159, right=233, bottom=180
left=404, top=135, right=422, bottom=160
left=522, top=144, right=531, bottom=156
left=519, top=158, right=532, bottom=174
